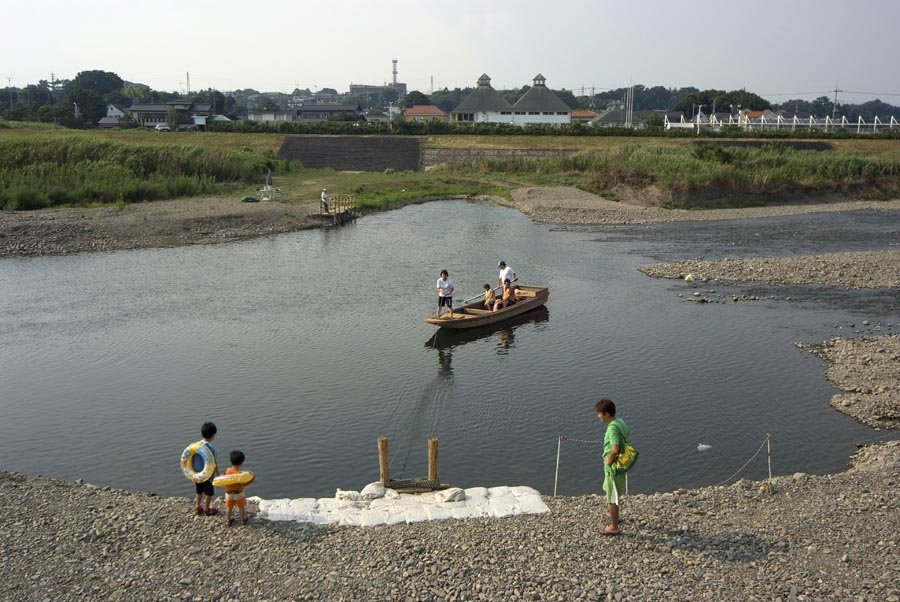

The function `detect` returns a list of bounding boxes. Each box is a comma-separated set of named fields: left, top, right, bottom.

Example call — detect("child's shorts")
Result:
left=195, top=478, right=214, bottom=497
left=225, top=491, right=246, bottom=509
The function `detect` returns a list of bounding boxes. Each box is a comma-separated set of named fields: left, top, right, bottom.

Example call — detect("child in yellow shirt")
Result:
left=482, top=284, right=496, bottom=310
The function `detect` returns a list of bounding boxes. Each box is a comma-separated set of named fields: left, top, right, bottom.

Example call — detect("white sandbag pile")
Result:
left=251, top=484, right=549, bottom=527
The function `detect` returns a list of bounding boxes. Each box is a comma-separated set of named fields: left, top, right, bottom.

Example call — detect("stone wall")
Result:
left=423, top=148, right=579, bottom=167
left=278, top=136, right=421, bottom=171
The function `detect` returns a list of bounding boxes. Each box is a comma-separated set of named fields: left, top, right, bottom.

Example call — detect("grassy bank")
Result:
left=2, top=125, right=898, bottom=211
left=443, top=144, right=900, bottom=207
left=0, top=137, right=282, bottom=210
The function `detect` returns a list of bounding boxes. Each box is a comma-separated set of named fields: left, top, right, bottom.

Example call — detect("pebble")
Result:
left=3, top=444, right=899, bottom=601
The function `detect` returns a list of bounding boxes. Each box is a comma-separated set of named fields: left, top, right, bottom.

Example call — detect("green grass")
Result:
left=2, top=123, right=898, bottom=211
left=0, top=136, right=282, bottom=210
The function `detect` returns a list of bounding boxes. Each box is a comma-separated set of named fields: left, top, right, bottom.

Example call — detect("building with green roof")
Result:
left=511, top=74, right=571, bottom=124
left=451, top=74, right=514, bottom=123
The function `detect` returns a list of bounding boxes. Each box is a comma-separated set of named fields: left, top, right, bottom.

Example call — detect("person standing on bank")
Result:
left=321, top=188, right=329, bottom=214
left=436, top=269, right=454, bottom=319
left=497, top=260, right=516, bottom=290
left=596, top=398, right=629, bottom=535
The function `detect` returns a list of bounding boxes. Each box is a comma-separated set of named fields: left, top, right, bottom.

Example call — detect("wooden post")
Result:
left=427, top=437, right=439, bottom=482
left=378, top=436, right=389, bottom=483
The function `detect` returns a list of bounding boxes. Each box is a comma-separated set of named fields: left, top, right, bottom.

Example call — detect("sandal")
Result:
left=242, top=516, right=249, bottom=525
left=205, top=508, right=220, bottom=516
left=194, top=507, right=204, bottom=516
left=602, top=526, right=621, bottom=536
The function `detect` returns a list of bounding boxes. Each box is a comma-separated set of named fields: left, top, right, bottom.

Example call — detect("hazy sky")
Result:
left=6, top=0, right=899, bottom=104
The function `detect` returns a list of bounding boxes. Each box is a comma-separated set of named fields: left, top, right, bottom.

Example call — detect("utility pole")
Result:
left=832, top=85, right=842, bottom=120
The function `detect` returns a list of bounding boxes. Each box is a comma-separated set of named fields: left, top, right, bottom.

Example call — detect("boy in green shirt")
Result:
left=596, top=398, right=628, bottom=535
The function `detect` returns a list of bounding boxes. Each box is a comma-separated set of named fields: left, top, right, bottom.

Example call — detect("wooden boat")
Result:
left=424, top=285, right=549, bottom=329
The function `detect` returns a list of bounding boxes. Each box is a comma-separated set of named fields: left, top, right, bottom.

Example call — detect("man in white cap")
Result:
left=321, top=188, right=329, bottom=214
left=497, top=260, right=516, bottom=289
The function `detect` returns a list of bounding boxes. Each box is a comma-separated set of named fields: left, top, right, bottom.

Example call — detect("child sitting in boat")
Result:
left=483, top=284, right=496, bottom=309
left=493, top=279, right=516, bottom=311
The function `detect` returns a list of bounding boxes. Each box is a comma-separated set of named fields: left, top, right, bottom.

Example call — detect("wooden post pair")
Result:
left=378, top=436, right=438, bottom=483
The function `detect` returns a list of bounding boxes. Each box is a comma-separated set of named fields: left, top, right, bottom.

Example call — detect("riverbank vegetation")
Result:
left=0, top=136, right=282, bottom=210
left=2, top=124, right=898, bottom=211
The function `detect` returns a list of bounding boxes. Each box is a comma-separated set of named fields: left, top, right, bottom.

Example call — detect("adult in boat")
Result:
left=436, top=269, right=454, bottom=319
left=497, top=261, right=516, bottom=290
left=492, top=278, right=516, bottom=312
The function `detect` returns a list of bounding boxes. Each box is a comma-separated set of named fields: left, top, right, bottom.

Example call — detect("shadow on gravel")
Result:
left=655, top=528, right=788, bottom=562
left=257, top=518, right=331, bottom=544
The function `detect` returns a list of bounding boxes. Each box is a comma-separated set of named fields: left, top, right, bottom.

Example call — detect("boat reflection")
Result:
left=425, top=305, right=550, bottom=356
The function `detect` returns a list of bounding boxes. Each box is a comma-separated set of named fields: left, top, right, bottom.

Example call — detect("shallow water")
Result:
left=1, top=202, right=897, bottom=499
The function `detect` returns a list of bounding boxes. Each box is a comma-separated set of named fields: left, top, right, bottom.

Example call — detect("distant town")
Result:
left=3, top=61, right=900, bottom=134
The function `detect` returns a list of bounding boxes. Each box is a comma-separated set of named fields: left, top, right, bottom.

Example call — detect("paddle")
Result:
left=461, top=276, right=518, bottom=305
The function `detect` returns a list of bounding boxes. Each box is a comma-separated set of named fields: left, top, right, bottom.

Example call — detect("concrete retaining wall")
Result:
left=278, top=136, right=421, bottom=171
left=423, top=148, right=579, bottom=167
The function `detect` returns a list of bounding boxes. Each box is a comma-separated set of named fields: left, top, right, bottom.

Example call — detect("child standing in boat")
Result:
left=436, top=270, right=454, bottom=319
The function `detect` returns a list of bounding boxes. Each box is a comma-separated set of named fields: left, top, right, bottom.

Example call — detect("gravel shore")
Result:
left=638, top=251, right=900, bottom=290
left=0, top=198, right=321, bottom=258
left=3, top=439, right=898, bottom=601
left=4, top=187, right=900, bottom=599
left=498, top=186, right=900, bottom=226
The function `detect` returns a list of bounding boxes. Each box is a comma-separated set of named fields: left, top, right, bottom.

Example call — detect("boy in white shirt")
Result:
left=497, top=260, right=516, bottom=289
left=436, top=269, right=454, bottom=319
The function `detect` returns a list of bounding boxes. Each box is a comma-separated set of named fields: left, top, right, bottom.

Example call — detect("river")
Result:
left=1, top=201, right=896, bottom=499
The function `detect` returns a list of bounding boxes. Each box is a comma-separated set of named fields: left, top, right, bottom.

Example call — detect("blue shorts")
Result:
left=439, top=296, right=452, bottom=307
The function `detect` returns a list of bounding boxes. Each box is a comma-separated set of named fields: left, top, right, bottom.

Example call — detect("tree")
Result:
left=62, top=87, right=106, bottom=124
left=555, top=89, right=579, bottom=109
left=403, top=90, right=431, bottom=107
left=68, top=70, right=124, bottom=98
left=382, top=88, right=399, bottom=104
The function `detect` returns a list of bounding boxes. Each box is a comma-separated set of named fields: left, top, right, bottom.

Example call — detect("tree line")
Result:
left=2, top=69, right=898, bottom=128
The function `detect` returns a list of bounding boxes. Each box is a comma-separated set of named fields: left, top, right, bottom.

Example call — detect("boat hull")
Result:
left=424, top=285, right=549, bottom=329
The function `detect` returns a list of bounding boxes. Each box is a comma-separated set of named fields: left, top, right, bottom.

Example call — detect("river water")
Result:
left=1, top=201, right=897, bottom=499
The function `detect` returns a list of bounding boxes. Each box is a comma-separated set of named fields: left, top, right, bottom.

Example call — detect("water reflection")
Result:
left=425, top=306, right=550, bottom=361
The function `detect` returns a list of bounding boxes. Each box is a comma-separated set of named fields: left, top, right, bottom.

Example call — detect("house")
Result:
left=591, top=106, right=626, bottom=127
left=738, top=109, right=778, bottom=126
left=128, top=101, right=212, bottom=130
left=403, top=105, right=447, bottom=123
left=570, top=109, right=598, bottom=123
left=106, top=104, right=126, bottom=118
left=295, top=104, right=364, bottom=122
left=98, top=104, right=127, bottom=128
left=247, top=110, right=297, bottom=122
left=511, top=75, right=571, bottom=125
left=451, top=74, right=514, bottom=123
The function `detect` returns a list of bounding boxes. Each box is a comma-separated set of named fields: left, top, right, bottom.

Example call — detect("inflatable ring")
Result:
left=213, top=471, right=254, bottom=488
left=180, top=441, right=216, bottom=483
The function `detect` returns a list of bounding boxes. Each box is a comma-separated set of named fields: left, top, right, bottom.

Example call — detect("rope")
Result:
left=713, top=437, right=768, bottom=487
left=560, top=436, right=602, bottom=445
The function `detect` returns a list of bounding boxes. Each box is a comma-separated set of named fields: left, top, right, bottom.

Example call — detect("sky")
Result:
left=5, top=0, right=900, bottom=104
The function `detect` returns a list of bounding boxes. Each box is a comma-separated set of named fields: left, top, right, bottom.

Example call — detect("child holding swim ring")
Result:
left=189, top=422, right=220, bottom=516
left=225, top=450, right=255, bottom=526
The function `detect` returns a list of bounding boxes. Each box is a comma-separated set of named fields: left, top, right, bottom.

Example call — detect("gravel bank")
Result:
left=0, top=198, right=321, bottom=258
left=498, top=187, right=900, bottom=225
left=638, top=251, right=900, bottom=290
left=798, top=334, right=900, bottom=430
left=3, top=441, right=898, bottom=601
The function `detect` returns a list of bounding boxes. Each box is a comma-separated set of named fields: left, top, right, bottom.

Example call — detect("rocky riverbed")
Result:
left=0, top=198, right=321, bottom=258
left=638, top=251, right=900, bottom=291
left=3, top=439, right=899, bottom=601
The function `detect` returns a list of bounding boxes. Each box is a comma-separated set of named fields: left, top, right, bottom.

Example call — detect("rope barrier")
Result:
left=713, top=436, right=769, bottom=487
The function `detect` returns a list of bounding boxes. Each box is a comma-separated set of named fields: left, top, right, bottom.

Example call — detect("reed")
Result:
left=0, top=137, right=283, bottom=210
